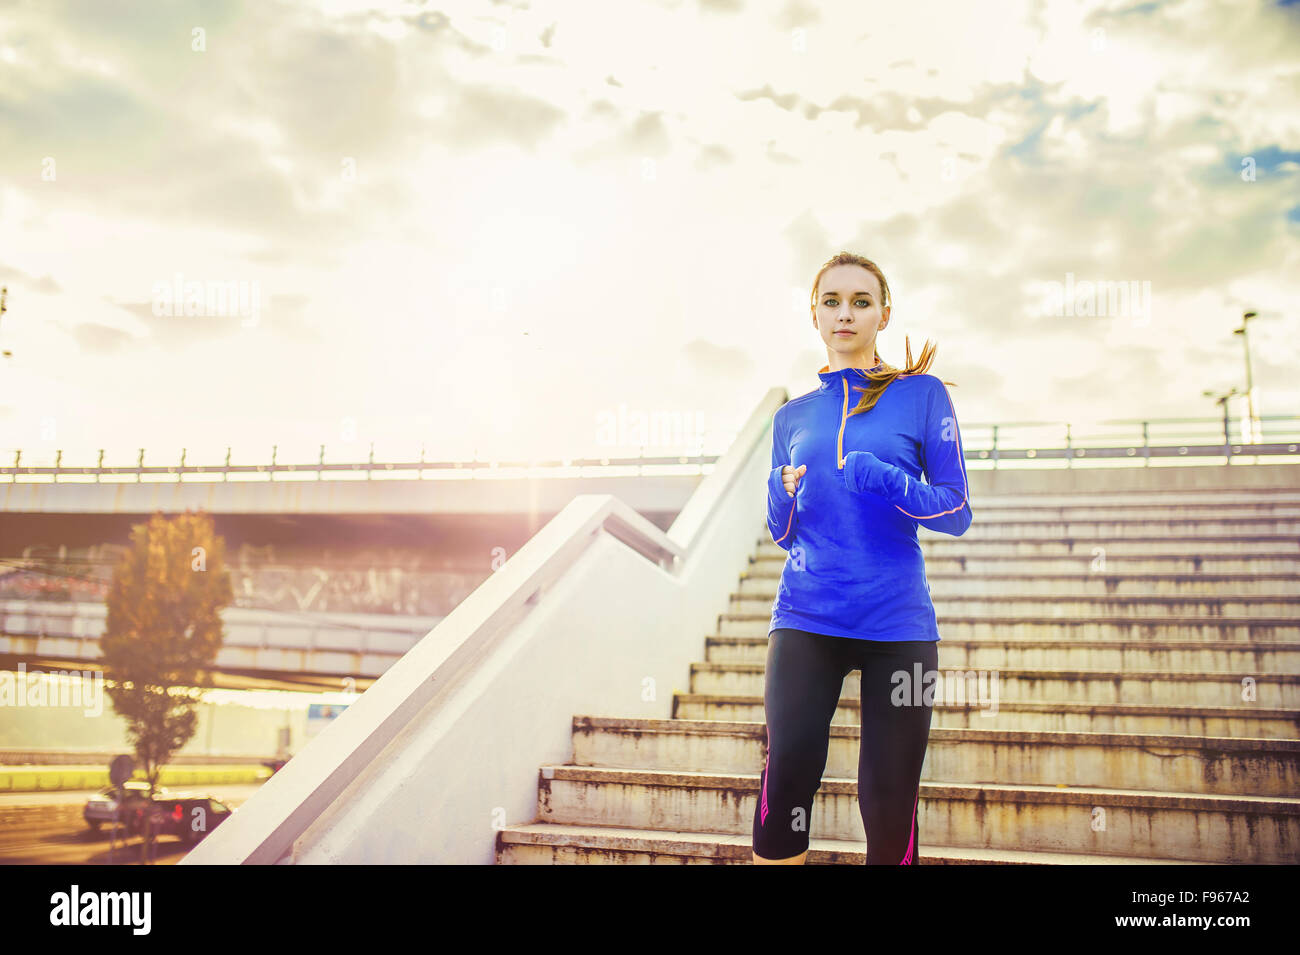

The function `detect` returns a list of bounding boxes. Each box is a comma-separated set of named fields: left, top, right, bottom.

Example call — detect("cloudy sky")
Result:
left=1, top=0, right=1297, bottom=471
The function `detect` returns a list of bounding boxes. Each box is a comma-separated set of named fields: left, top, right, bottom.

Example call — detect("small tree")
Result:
left=101, top=508, right=233, bottom=859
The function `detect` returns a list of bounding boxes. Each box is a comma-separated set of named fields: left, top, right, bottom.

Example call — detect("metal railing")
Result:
left=3, top=414, right=1298, bottom=482
left=962, top=414, right=1300, bottom=467
left=0, top=447, right=721, bottom=482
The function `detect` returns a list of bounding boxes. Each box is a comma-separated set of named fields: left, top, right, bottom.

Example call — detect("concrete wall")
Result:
left=966, top=460, right=1300, bottom=494
left=0, top=677, right=304, bottom=759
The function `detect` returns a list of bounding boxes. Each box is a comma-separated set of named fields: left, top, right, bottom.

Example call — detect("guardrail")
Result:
left=962, top=414, right=1300, bottom=467
left=0, top=449, right=720, bottom=481
left=5, top=415, right=1297, bottom=481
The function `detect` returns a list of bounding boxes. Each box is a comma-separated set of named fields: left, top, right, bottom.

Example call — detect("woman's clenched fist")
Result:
left=781, top=464, right=806, bottom=497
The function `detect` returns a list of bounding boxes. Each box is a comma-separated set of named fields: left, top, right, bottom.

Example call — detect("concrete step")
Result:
left=756, top=538, right=1300, bottom=558
left=495, top=822, right=1219, bottom=864
left=568, top=716, right=1300, bottom=796
left=738, top=571, right=1300, bottom=597
left=500, top=486, right=1300, bottom=864
left=915, top=491, right=1300, bottom=510
left=718, top=616, right=1300, bottom=642
left=943, top=503, right=1300, bottom=521
left=672, top=694, right=1300, bottom=738
left=919, top=518, right=1300, bottom=539
left=701, top=634, right=1300, bottom=672
left=750, top=553, right=1300, bottom=575
left=533, top=765, right=1300, bottom=863
left=729, top=593, right=1300, bottom=618
left=687, top=661, right=1300, bottom=707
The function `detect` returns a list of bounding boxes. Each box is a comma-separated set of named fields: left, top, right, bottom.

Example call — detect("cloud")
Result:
left=0, top=0, right=1296, bottom=461
left=681, top=338, right=754, bottom=380
left=0, top=262, right=62, bottom=295
left=70, top=321, right=135, bottom=356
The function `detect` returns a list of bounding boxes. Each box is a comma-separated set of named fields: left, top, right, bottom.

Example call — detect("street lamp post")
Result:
left=1202, top=387, right=1241, bottom=465
left=1232, top=310, right=1258, bottom=443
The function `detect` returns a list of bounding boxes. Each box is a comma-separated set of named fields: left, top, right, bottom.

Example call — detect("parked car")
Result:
left=127, top=791, right=234, bottom=845
left=83, top=781, right=171, bottom=831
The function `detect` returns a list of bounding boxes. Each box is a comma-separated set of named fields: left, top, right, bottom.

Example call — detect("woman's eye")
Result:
left=855, top=299, right=870, bottom=308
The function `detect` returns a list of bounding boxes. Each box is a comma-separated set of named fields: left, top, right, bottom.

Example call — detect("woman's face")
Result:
left=813, top=263, right=889, bottom=363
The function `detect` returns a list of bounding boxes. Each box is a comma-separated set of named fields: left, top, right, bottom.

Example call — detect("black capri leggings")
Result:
left=752, top=627, right=939, bottom=864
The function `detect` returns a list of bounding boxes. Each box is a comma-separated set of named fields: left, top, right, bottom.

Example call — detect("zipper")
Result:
left=837, top=378, right=849, bottom=470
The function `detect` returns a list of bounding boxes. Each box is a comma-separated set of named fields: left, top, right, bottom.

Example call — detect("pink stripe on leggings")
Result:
left=899, top=792, right=918, bottom=864
left=760, top=752, right=770, bottom=824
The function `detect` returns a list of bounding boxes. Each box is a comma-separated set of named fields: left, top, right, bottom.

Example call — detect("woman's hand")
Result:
left=841, top=450, right=891, bottom=496
left=781, top=464, right=806, bottom=497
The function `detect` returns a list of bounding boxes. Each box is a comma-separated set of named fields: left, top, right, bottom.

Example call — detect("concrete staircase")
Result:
left=496, top=485, right=1300, bottom=864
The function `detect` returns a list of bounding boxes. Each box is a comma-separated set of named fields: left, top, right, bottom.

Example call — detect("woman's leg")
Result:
left=751, top=628, right=850, bottom=864
left=853, top=639, right=939, bottom=865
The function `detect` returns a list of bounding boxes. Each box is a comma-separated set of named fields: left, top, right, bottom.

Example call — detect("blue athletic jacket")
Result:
left=765, top=360, right=972, bottom=642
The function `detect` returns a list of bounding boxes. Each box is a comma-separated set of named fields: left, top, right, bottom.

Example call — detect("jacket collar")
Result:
left=817, top=355, right=883, bottom=392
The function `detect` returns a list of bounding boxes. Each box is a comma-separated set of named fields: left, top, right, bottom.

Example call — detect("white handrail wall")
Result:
left=182, top=387, right=787, bottom=864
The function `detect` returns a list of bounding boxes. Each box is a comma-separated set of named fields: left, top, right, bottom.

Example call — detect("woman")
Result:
left=752, top=251, right=973, bottom=865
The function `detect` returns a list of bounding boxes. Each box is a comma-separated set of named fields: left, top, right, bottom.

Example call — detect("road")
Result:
left=0, top=782, right=266, bottom=865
